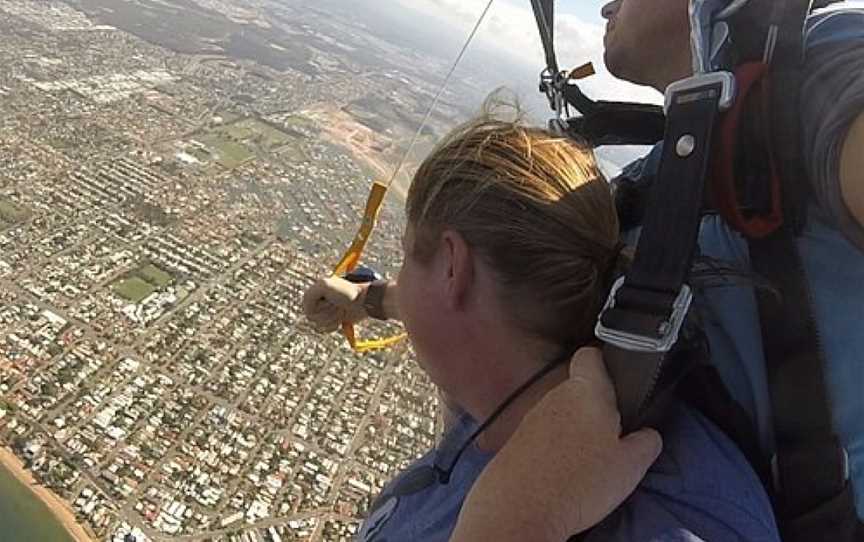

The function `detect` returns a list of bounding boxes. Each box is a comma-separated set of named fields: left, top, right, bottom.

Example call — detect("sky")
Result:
left=378, top=0, right=661, bottom=172
left=391, top=0, right=864, bottom=105
left=391, top=0, right=663, bottom=105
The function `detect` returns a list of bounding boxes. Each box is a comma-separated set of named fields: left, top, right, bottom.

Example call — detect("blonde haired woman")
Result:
left=303, top=118, right=778, bottom=541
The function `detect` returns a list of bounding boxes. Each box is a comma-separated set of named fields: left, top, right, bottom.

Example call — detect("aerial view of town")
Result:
left=0, top=1, right=498, bottom=540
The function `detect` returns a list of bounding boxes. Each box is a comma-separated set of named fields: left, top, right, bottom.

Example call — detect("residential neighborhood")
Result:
left=0, top=1, right=487, bottom=540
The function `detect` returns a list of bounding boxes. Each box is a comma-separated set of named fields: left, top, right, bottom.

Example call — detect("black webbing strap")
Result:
left=600, top=77, right=724, bottom=432
left=530, top=0, right=558, bottom=75
left=749, top=231, right=857, bottom=540
left=562, top=108, right=665, bottom=148
left=560, top=85, right=666, bottom=147
left=746, top=0, right=857, bottom=537
left=767, top=0, right=811, bottom=232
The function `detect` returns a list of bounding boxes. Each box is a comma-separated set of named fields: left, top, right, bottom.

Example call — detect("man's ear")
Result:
left=439, top=229, right=474, bottom=310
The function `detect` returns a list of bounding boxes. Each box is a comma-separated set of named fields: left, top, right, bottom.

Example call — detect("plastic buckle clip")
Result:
left=664, top=71, right=737, bottom=114
left=595, top=277, right=694, bottom=353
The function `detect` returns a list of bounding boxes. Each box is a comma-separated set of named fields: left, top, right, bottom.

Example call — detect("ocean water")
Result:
left=0, top=463, right=74, bottom=542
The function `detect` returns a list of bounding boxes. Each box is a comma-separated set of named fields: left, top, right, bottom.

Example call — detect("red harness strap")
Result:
left=710, top=62, right=784, bottom=238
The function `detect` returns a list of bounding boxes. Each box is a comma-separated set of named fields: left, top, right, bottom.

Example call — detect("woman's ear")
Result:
left=439, top=229, right=474, bottom=310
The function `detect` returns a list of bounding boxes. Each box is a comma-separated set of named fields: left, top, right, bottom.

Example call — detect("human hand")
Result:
left=451, top=348, right=663, bottom=542
left=301, top=276, right=368, bottom=332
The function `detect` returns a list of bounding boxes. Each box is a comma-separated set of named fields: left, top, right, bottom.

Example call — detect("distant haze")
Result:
left=316, top=0, right=658, bottom=170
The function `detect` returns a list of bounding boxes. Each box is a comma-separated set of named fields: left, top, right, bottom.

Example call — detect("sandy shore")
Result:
left=0, top=446, right=94, bottom=542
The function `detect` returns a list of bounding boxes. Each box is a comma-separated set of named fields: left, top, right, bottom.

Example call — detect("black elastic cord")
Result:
left=434, top=350, right=573, bottom=484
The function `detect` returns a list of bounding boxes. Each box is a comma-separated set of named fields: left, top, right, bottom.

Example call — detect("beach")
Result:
left=0, top=446, right=94, bottom=542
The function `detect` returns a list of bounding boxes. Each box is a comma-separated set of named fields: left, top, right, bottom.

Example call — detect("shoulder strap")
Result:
left=749, top=231, right=858, bottom=540
left=746, top=1, right=858, bottom=537
left=599, top=71, right=725, bottom=431
left=560, top=86, right=665, bottom=147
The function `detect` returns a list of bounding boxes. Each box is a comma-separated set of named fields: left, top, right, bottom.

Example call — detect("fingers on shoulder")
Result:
left=568, top=347, right=616, bottom=404
left=621, top=428, right=663, bottom=467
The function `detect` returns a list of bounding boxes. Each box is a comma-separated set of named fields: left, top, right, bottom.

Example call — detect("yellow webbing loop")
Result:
left=333, top=181, right=406, bottom=352
left=332, top=0, right=495, bottom=353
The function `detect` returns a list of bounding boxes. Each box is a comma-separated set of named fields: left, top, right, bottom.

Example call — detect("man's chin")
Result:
left=602, top=49, right=621, bottom=78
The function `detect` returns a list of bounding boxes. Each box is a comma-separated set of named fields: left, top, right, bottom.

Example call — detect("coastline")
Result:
left=0, top=446, right=94, bottom=542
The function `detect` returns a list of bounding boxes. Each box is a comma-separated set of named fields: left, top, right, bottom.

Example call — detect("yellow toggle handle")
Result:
left=333, top=181, right=388, bottom=276
left=333, top=181, right=407, bottom=352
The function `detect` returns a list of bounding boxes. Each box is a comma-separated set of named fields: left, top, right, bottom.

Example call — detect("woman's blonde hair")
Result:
left=406, top=108, right=621, bottom=347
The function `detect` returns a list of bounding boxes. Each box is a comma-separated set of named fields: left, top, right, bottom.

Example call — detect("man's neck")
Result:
left=649, top=62, right=692, bottom=94
left=637, top=52, right=693, bottom=94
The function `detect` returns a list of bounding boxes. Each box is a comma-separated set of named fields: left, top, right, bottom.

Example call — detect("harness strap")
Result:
left=738, top=0, right=857, bottom=537
left=599, top=75, right=725, bottom=431
left=749, top=230, right=857, bottom=540
left=560, top=88, right=666, bottom=147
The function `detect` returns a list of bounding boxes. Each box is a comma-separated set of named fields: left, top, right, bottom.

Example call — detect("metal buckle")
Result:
left=771, top=447, right=850, bottom=493
left=540, top=68, right=570, bottom=130
left=664, top=71, right=737, bottom=114
left=595, top=277, right=694, bottom=353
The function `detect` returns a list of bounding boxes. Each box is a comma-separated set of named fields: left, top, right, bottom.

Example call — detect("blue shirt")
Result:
left=357, top=404, right=779, bottom=542
left=616, top=8, right=864, bottom=518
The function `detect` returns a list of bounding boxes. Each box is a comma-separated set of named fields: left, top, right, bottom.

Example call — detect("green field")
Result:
left=199, top=134, right=254, bottom=169
left=139, top=264, right=172, bottom=287
left=112, top=263, right=173, bottom=304
left=191, top=118, right=296, bottom=169
left=0, top=200, right=28, bottom=225
left=232, top=119, right=292, bottom=150
left=113, top=276, right=157, bottom=304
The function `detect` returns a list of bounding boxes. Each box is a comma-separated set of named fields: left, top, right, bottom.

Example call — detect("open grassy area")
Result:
left=199, top=134, right=253, bottom=169
left=113, top=276, right=157, bottom=304
left=0, top=200, right=28, bottom=225
left=236, top=119, right=291, bottom=150
left=139, top=263, right=172, bottom=287
left=112, top=263, right=173, bottom=304
left=277, top=145, right=308, bottom=162
left=189, top=118, right=297, bottom=169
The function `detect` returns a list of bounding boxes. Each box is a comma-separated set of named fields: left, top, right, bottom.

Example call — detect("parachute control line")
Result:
left=333, top=0, right=496, bottom=353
